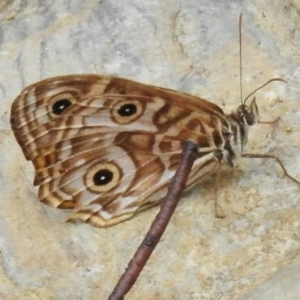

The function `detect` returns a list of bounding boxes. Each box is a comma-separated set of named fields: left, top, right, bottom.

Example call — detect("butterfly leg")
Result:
left=214, top=160, right=226, bottom=218
left=258, top=117, right=280, bottom=125
left=242, top=153, right=300, bottom=186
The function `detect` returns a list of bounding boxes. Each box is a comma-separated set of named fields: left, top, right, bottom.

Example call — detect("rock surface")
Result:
left=1, top=0, right=300, bottom=299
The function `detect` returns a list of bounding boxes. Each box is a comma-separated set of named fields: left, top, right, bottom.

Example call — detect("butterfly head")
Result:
left=236, top=97, right=259, bottom=126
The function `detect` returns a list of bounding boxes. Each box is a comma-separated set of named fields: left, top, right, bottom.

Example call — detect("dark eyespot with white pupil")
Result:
left=52, top=99, right=72, bottom=115
left=117, top=103, right=137, bottom=117
left=93, top=169, right=113, bottom=186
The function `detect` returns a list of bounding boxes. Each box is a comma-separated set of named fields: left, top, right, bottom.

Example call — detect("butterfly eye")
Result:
left=111, top=100, right=144, bottom=124
left=52, top=99, right=72, bottom=115
left=49, top=93, right=76, bottom=117
left=85, top=163, right=121, bottom=192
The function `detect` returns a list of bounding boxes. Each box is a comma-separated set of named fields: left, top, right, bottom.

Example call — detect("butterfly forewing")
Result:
left=11, top=75, right=231, bottom=227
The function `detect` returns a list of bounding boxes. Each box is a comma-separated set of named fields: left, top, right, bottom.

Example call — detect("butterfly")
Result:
left=10, top=74, right=263, bottom=227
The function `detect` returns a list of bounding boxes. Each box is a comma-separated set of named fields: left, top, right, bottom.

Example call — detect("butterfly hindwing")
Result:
left=11, top=75, right=230, bottom=227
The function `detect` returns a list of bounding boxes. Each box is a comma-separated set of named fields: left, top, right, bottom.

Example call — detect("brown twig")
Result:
left=108, top=140, right=198, bottom=300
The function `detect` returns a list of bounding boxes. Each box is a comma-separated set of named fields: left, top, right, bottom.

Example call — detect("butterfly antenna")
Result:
left=243, top=78, right=287, bottom=105
left=240, top=14, right=286, bottom=104
left=239, top=13, right=243, bottom=105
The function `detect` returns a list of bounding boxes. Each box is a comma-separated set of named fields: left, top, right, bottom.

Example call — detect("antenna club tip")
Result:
left=273, top=78, right=287, bottom=84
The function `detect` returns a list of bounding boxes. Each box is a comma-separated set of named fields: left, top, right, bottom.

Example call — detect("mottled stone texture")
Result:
left=1, top=0, right=300, bottom=299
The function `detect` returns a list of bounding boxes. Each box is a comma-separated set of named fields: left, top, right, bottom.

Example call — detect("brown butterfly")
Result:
left=10, top=73, right=272, bottom=227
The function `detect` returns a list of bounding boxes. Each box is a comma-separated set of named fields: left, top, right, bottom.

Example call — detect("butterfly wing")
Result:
left=11, top=75, right=231, bottom=227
